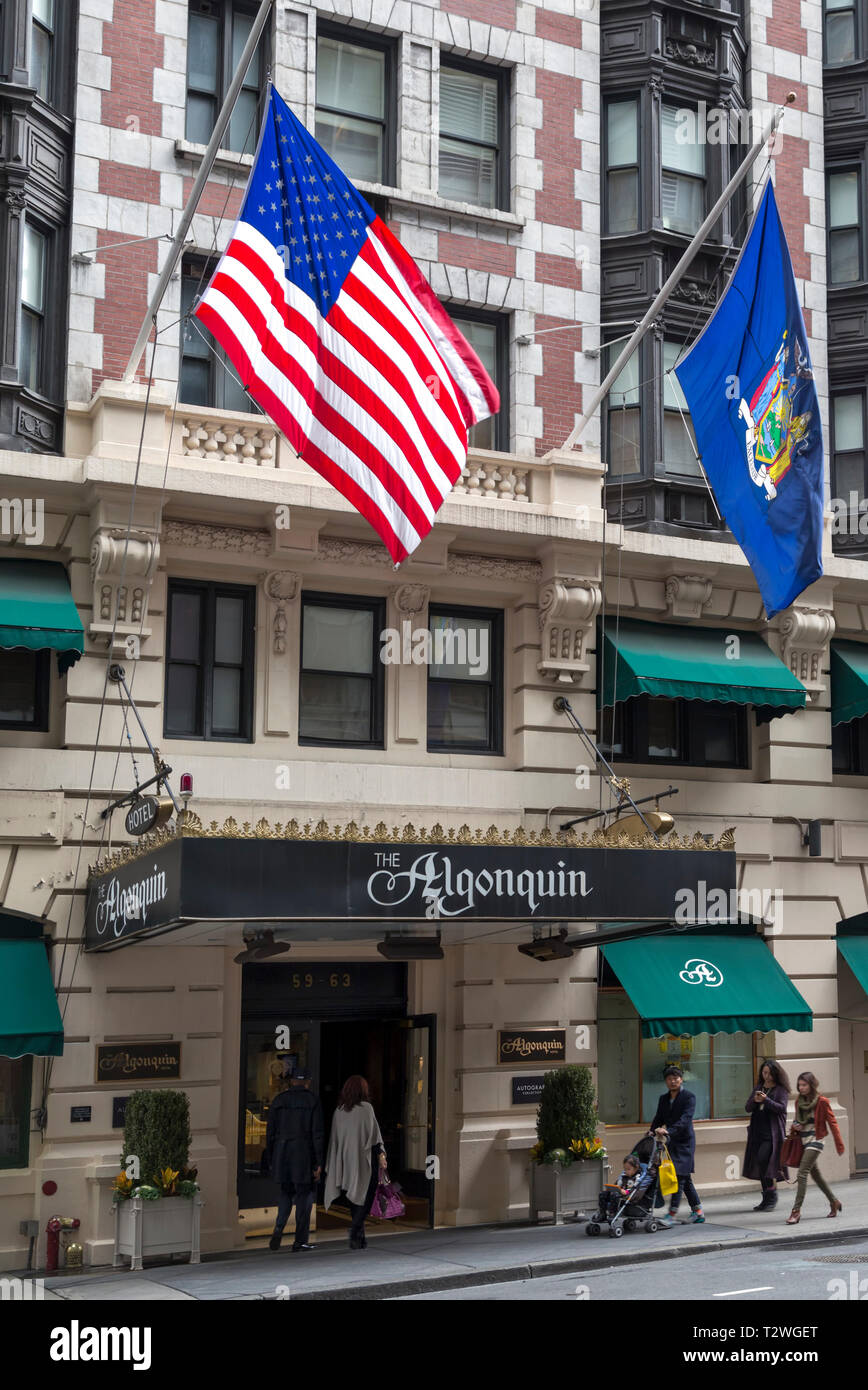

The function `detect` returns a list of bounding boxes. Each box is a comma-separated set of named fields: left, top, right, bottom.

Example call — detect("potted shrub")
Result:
left=528, top=1065, right=607, bottom=1224
left=112, top=1090, right=203, bottom=1270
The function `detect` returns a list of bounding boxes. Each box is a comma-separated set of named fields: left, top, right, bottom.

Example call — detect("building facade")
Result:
left=1, top=0, right=867, bottom=1269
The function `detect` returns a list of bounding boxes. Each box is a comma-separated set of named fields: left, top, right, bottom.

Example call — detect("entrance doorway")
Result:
left=238, top=962, right=436, bottom=1230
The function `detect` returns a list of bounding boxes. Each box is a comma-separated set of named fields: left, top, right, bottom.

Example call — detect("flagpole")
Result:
left=554, top=92, right=796, bottom=454
left=122, top=0, right=275, bottom=383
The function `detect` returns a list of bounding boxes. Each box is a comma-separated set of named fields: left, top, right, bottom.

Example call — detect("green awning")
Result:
left=0, top=939, right=64, bottom=1057
left=830, top=641, right=868, bottom=726
left=837, top=917, right=868, bottom=996
left=599, top=618, right=806, bottom=714
left=0, top=560, right=84, bottom=674
left=600, top=932, right=813, bottom=1037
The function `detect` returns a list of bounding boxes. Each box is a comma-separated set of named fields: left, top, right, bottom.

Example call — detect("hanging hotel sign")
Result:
left=124, top=796, right=173, bottom=838
left=499, top=1031, right=565, bottom=1065
left=95, top=1041, right=182, bottom=1083
left=84, top=829, right=736, bottom=950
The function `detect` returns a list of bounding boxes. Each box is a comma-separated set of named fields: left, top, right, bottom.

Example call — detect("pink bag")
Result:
left=368, top=1171, right=405, bottom=1220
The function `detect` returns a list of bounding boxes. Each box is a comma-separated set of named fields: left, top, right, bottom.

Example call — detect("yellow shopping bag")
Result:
left=657, top=1146, right=679, bottom=1198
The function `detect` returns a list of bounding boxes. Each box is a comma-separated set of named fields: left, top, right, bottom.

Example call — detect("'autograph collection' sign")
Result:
left=85, top=836, right=735, bottom=950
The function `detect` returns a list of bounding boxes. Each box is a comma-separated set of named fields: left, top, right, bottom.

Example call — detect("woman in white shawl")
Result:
left=324, top=1075, right=387, bottom=1249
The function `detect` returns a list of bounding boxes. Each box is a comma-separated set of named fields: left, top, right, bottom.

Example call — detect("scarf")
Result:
left=796, top=1094, right=819, bottom=1125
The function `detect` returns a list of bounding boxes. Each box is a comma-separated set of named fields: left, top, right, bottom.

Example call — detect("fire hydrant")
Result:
left=45, top=1216, right=80, bottom=1273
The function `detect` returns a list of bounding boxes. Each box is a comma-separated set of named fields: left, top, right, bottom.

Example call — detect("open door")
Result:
left=237, top=1019, right=320, bottom=1209
left=381, top=1015, right=436, bottom=1227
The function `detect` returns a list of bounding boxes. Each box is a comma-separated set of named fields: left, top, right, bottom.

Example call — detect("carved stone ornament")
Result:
left=665, top=37, right=716, bottom=69
left=394, top=584, right=430, bottom=616
left=777, top=607, right=835, bottom=698
left=163, top=519, right=272, bottom=555
left=262, top=571, right=300, bottom=655
left=89, top=527, right=160, bottom=654
left=665, top=574, right=713, bottom=622
left=537, top=577, right=602, bottom=684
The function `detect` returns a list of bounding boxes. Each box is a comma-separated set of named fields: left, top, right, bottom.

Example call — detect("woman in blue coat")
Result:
left=647, top=1065, right=704, bottom=1226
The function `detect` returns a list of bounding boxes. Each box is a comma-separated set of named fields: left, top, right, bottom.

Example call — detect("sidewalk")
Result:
left=39, top=1177, right=868, bottom=1302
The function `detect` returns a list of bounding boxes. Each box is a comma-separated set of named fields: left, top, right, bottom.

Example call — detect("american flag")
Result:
left=195, top=87, right=500, bottom=565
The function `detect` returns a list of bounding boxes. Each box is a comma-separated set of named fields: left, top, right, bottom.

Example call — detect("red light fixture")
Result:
left=180, top=773, right=193, bottom=796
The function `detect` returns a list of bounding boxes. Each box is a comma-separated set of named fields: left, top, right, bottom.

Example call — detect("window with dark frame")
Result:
left=832, top=391, right=867, bottom=522
left=439, top=58, right=509, bottom=211
left=0, top=1055, right=32, bottom=1169
left=598, top=695, right=748, bottom=769
left=315, top=26, right=395, bottom=187
left=164, top=580, right=255, bottom=741
left=604, top=343, right=641, bottom=476
left=828, top=168, right=863, bottom=285
left=427, top=605, right=503, bottom=754
left=662, top=340, right=700, bottom=477
left=446, top=307, right=509, bottom=451
left=833, top=714, right=868, bottom=773
left=0, top=649, right=49, bottom=730
left=179, top=259, right=259, bottom=412
left=31, top=0, right=54, bottom=102
left=605, top=98, right=640, bottom=235
left=186, top=0, right=266, bottom=156
left=824, top=0, right=859, bottom=62
left=20, top=220, right=47, bottom=394
left=661, top=102, right=706, bottom=236
left=299, top=593, right=385, bottom=747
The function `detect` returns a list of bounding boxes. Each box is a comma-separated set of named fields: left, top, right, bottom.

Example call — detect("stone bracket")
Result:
left=776, top=606, right=835, bottom=700
left=665, top=573, right=713, bottom=622
left=89, top=525, right=160, bottom=656
left=537, top=578, right=601, bottom=684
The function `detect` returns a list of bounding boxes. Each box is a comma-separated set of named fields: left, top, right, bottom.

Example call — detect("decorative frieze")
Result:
left=537, top=577, right=602, bottom=684
left=163, top=520, right=272, bottom=555
left=665, top=574, right=713, bottom=622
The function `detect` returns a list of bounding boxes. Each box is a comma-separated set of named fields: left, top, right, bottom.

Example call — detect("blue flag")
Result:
left=674, top=181, right=823, bottom=619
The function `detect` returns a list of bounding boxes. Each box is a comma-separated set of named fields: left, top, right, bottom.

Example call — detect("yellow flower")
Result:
left=154, top=1166, right=180, bottom=1194
left=113, top=1171, right=133, bottom=1194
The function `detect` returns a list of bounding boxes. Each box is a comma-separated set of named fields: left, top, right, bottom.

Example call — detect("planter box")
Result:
left=113, top=1195, right=203, bottom=1271
left=529, top=1159, right=605, bottom=1225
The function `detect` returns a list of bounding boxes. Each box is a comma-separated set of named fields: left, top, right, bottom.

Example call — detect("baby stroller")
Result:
left=585, top=1134, right=666, bottom=1239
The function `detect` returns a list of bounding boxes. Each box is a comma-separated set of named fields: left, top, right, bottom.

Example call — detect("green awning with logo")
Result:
left=837, top=918, right=868, bottom=996
left=0, top=560, right=84, bottom=674
left=599, top=618, right=806, bottom=714
left=0, top=939, right=64, bottom=1058
left=600, top=933, right=813, bottom=1037
left=830, top=641, right=868, bottom=726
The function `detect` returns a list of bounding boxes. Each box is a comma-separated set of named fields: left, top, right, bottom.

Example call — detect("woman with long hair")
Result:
left=785, top=1071, right=845, bottom=1224
left=324, top=1075, right=388, bottom=1249
left=743, top=1059, right=790, bottom=1211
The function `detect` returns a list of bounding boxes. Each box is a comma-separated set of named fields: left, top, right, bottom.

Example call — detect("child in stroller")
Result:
left=586, top=1135, right=665, bottom=1239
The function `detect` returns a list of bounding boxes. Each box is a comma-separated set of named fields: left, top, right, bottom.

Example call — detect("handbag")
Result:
left=657, top=1146, right=679, bottom=1198
left=780, top=1130, right=804, bottom=1168
left=368, top=1170, right=405, bottom=1221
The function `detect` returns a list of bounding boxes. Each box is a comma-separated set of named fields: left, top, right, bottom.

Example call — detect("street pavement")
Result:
left=36, top=1177, right=868, bottom=1302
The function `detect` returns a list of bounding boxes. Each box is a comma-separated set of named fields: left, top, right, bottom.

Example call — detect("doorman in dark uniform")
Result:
left=266, top=1068, right=324, bottom=1251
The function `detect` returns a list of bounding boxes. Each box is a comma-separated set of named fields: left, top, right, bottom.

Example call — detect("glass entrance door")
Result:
left=238, top=1019, right=320, bottom=1208
left=383, top=1014, right=436, bottom=1225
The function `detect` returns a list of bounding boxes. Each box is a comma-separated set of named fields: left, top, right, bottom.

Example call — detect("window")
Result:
left=604, top=347, right=641, bottom=476
left=299, top=593, right=385, bottom=746
left=31, top=0, right=54, bottom=101
left=315, top=28, right=394, bottom=186
left=833, top=715, right=868, bottom=772
left=427, top=605, right=502, bottom=753
left=828, top=170, right=862, bottom=285
left=661, top=103, right=705, bottom=235
left=164, top=581, right=255, bottom=741
left=0, top=1056, right=32, bottom=1169
left=20, top=222, right=47, bottom=394
left=663, top=340, right=700, bottom=476
left=0, top=650, right=49, bottom=730
left=832, top=392, right=866, bottom=512
left=186, top=0, right=265, bottom=155
left=599, top=695, right=748, bottom=768
left=605, top=99, right=639, bottom=235
left=824, top=0, right=858, bottom=62
left=439, top=60, right=508, bottom=210
left=179, top=260, right=257, bottom=412
left=447, top=308, right=508, bottom=451
left=598, top=984, right=756, bottom=1123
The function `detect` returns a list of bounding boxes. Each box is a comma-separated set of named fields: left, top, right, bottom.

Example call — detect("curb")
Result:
left=279, top=1226, right=868, bottom=1301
